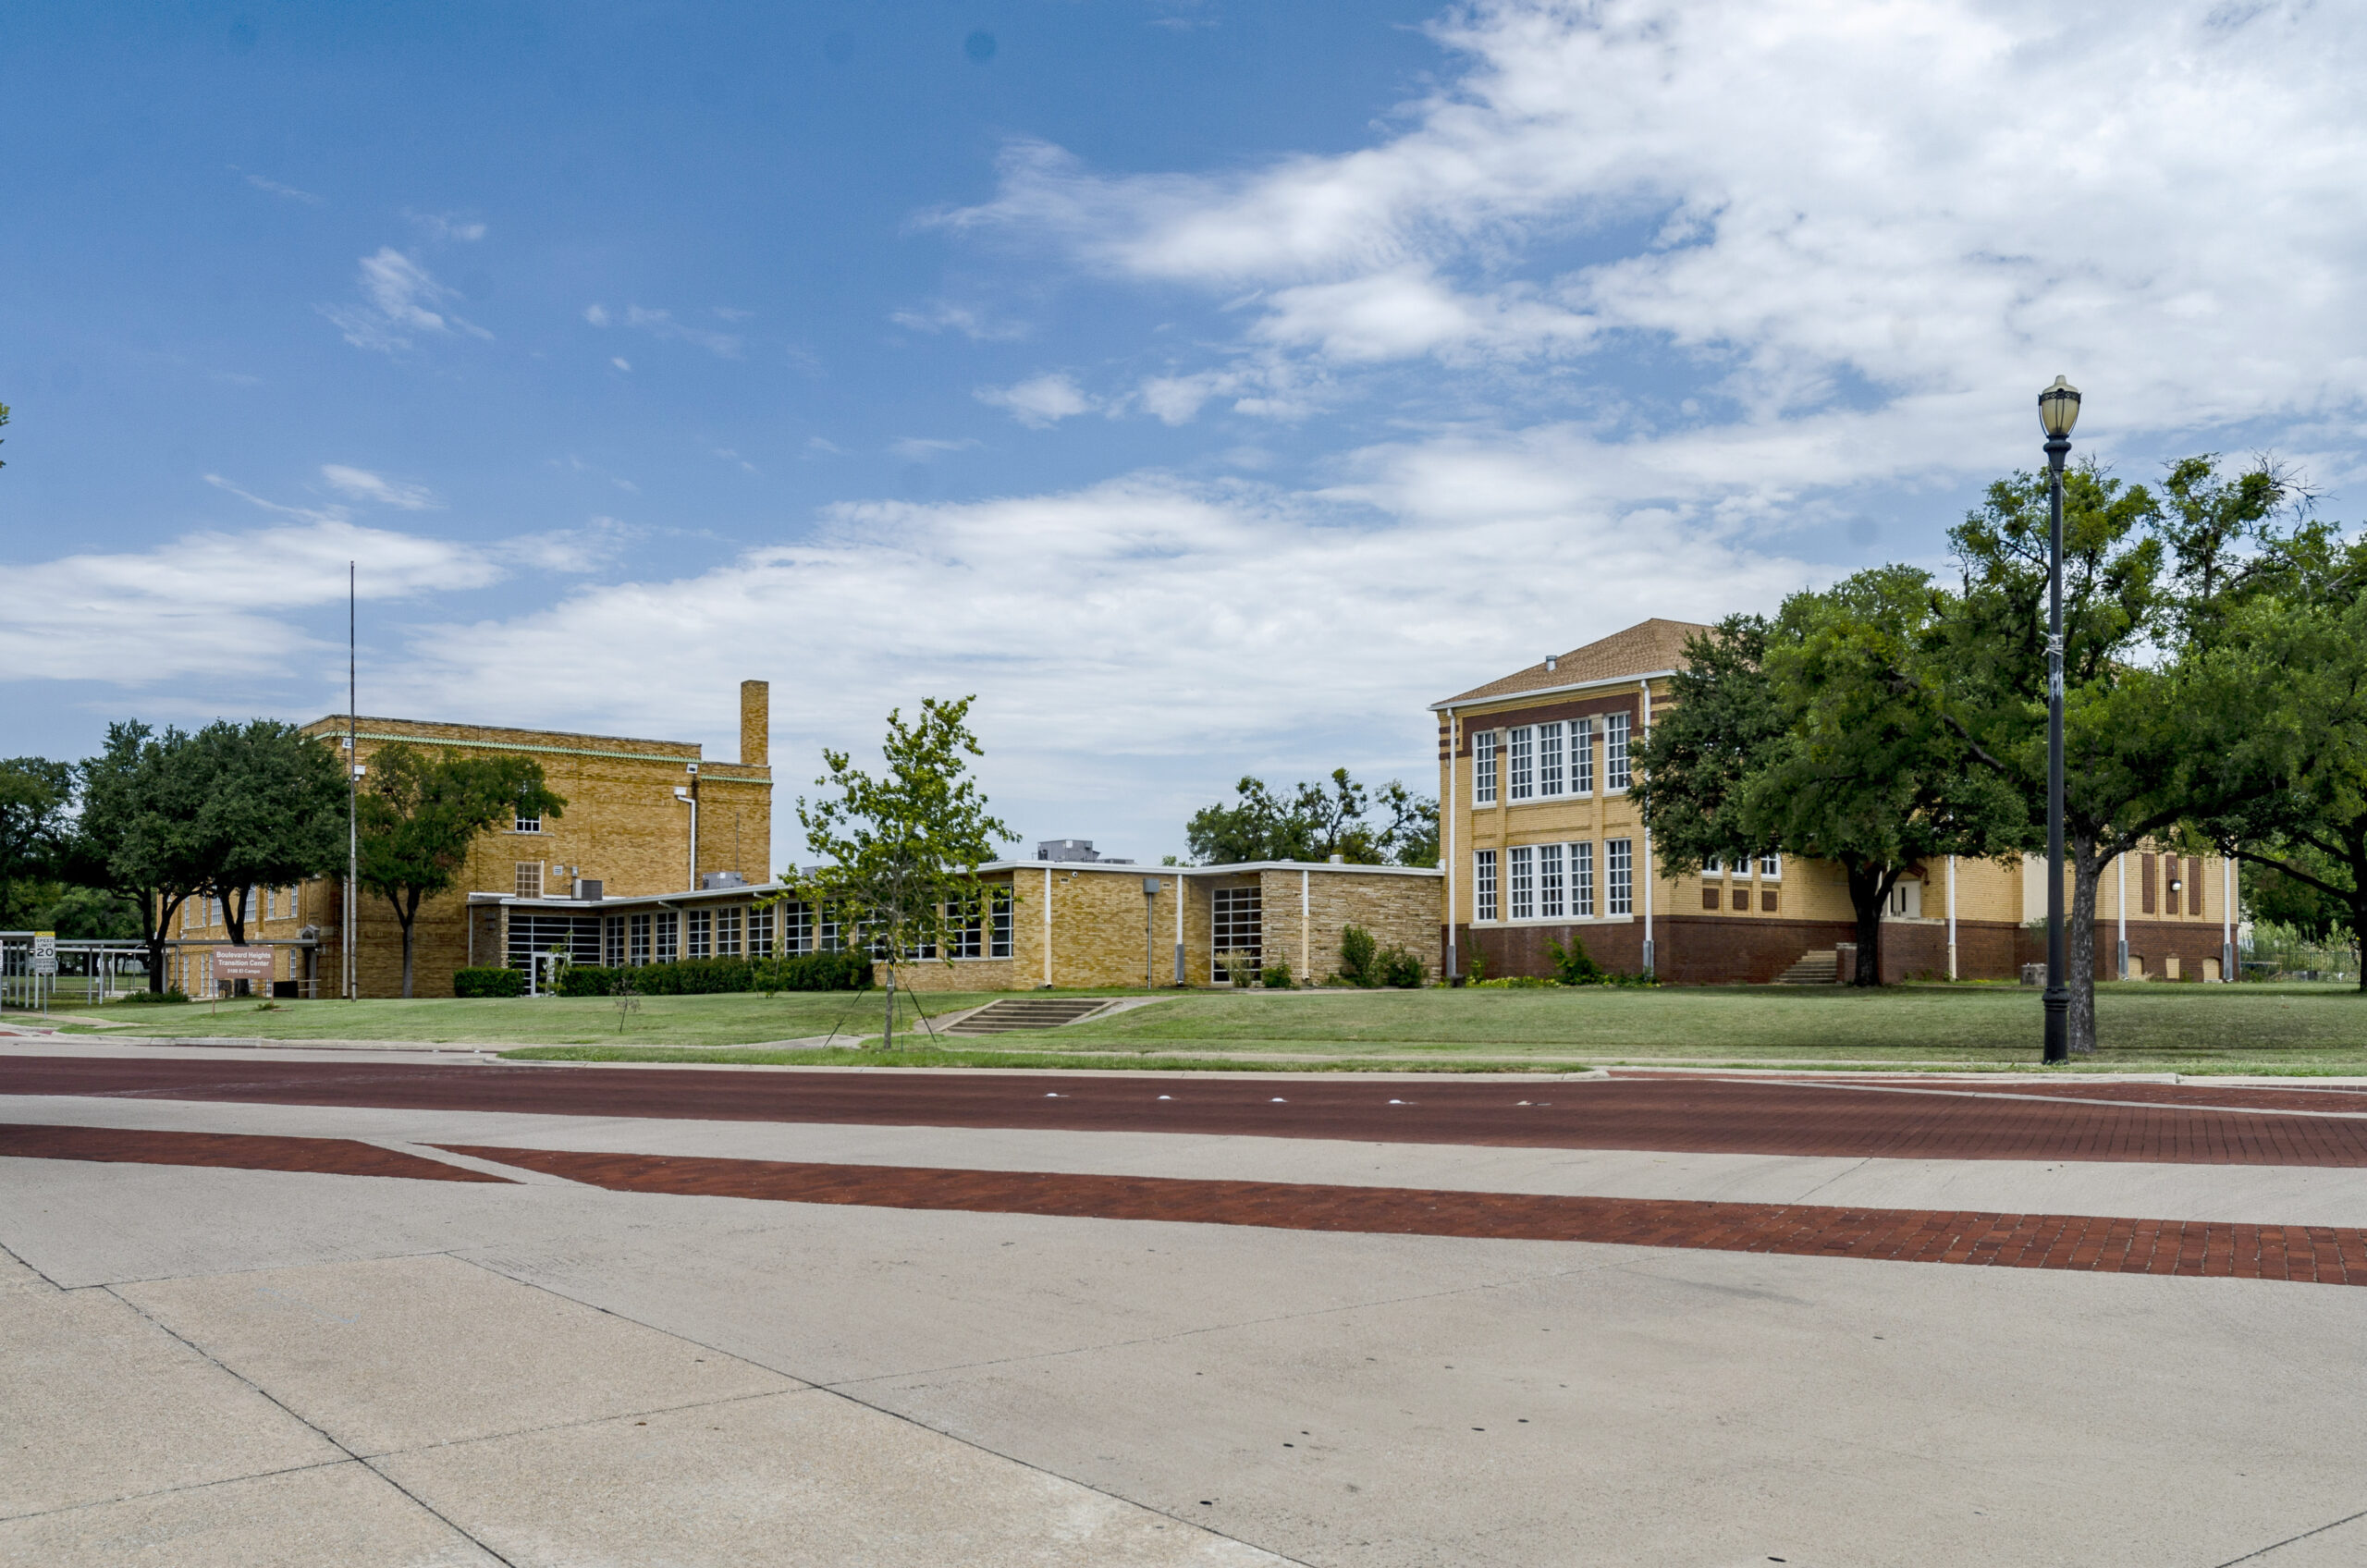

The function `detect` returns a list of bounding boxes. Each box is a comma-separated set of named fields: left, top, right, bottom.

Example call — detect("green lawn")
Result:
left=55, top=980, right=2367, bottom=1073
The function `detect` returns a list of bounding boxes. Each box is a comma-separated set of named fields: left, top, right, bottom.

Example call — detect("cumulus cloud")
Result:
left=975, top=373, right=1095, bottom=426
left=320, top=248, right=489, bottom=354
left=321, top=465, right=442, bottom=510
left=939, top=0, right=2367, bottom=470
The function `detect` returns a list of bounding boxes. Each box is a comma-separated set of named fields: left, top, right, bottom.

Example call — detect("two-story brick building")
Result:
left=1434, top=620, right=2238, bottom=984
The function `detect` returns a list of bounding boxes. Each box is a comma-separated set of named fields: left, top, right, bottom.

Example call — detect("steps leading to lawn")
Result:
left=943, top=998, right=1117, bottom=1035
left=1773, top=949, right=1839, bottom=986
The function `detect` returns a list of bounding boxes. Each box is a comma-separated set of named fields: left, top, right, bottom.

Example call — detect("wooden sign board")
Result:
left=212, top=947, right=276, bottom=981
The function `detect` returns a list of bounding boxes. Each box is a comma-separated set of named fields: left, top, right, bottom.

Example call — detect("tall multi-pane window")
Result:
left=1508, top=727, right=1535, bottom=801
left=1759, top=853, right=1782, bottom=879
left=515, top=862, right=544, bottom=899
left=687, top=908, right=713, bottom=959
left=1211, top=886, right=1262, bottom=984
left=717, top=906, right=742, bottom=955
left=1508, top=845, right=1535, bottom=920
left=1605, top=712, right=1632, bottom=792
left=605, top=915, right=626, bottom=967
left=1573, top=840, right=1595, bottom=917
left=1473, top=729, right=1498, bottom=805
left=947, top=897, right=984, bottom=959
left=654, top=912, right=680, bottom=963
left=989, top=887, right=1013, bottom=958
left=748, top=904, right=776, bottom=957
left=1474, top=849, right=1499, bottom=923
left=1537, top=722, right=1564, bottom=797
left=1606, top=838, right=1634, bottom=915
left=1539, top=842, right=1564, bottom=919
left=780, top=900, right=813, bottom=954
left=1572, top=718, right=1595, bottom=795
left=817, top=905, right=843, bottom=952
left=628, top=913, right=651, bottom=966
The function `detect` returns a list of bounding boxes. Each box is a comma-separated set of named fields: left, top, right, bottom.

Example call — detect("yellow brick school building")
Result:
left=1433, top=620, right=2237, bottom=985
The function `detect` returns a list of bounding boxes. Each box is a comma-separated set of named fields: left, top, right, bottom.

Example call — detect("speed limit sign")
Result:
left=31, top=932, right=57, bottom=976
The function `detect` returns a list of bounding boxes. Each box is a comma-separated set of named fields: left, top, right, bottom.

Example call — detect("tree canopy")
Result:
left=1186, top=770, right=1438, bottom=866
left=71, top=723, right=212, bottom=990
left=182, top=720, right=350, bottom=945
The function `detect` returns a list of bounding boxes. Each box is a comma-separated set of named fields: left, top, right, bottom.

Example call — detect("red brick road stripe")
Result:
left=0, top=1122, right=513, bottom=1182
left=437, top=1145, right=2367, bottom=1286
left=10, top=1056, right=2367, bottom=1167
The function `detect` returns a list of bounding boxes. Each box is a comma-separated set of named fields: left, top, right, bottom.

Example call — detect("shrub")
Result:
left=1378, top=945, right=1425, bottom=988
left=555, top=950, right=873, bottom=999
left=1548, top=935, right=1607, bottom=986
left=119, top=987, right=190, bottom=1005
left=1337, top=925, right=1380, bottom=987
left=453, top=966, right=526, bottom=998
left=1260, top=960, right=1294, bottom=988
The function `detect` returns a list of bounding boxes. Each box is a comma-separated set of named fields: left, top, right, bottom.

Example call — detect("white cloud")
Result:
left=406, top=209, right=487, bottom=242
left=889, top=300, right=1029, bottom=341
left=621, top=305, right=742, bottom=358
left=320, top=248, right=489, bottom=354
left=975, top=373, right=1095, bottom=426
left=889, top=436, right=984, bottom=461
left=238, top=170, right=322, bottom=203
left=584, top=303, right=611, bottom=326
left=321, top=465, right=443, bottom=510
left=612, top=357, right=632, bottom=372
left=938, top=0, right=2367, bottom=471
left=0, top=521, right=499, bottom=684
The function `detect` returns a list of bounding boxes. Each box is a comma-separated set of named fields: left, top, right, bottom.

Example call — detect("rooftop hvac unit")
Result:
left=700, top=871, right=748, bottom=889
left=1036, top=839, right=1100, bottom=863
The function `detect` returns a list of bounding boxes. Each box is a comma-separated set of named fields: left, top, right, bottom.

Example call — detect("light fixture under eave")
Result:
left=2039, top=374, right=2081, bottom=437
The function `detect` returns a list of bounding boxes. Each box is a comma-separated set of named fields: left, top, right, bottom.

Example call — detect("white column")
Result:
left=1042, top=866, right=1054, bottom=988
left=1638, top=680, right=1654, bottom=974
left=2117, top=856, right=2128, bottom=979
left=1173, top=869, right=1185, bottom=985
left=1300, top=867, right=1310, bottom=984
left=1443, top=709, right=1459, bottom=980
left=2221, top=856, right=2234, bottom=981
left=1945, top=856, right=1957, bottom=980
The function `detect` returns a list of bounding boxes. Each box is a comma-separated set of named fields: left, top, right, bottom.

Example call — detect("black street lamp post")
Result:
left=2039, top=375, right=2081, bottom=1064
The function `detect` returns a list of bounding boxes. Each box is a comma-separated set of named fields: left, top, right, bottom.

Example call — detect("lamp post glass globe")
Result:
left=2039, top=374, right=2081, bottom=438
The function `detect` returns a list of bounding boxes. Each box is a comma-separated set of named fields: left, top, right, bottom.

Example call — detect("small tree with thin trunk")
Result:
left=357, top=744, right=566, bottom=997
left=787, top=697, right=1012, bottom=1048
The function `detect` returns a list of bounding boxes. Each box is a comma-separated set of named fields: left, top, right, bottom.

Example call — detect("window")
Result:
left=780, top=900, right=813, bottom=954
left=507, top=914, right=602, bottom=969
left=628, top=913, right=651, bottom=966
left=654, top=912, right=679, bottom=963
left=1537, top=721, right=1564, bottom=798
left=515, top=863, right=543, bottom=900
left=989, top=887, right=1013, bottom=959
left=1758, top=853, right=1781, bottom=879
left=717, top=906, right=742, bottom=956
left=1508, top=726, right=1534, bottom=801
left=947, top=896, right=984, bottom=959
left=1605, top=712, right=1631, bottom=792
left=1474, top=849, right=1498, bottom=923
left=1572, top=717, right=1594, bottom=795
left=817, top=905, right=843, bottom=952
left=1211, top=886, right=1262, bottom=983
left=1702, top=888, right=1722, bottom=910
left=1509, top=845, right=1535, bottom=920
left=748, top=904, right=775, bottom=957
left=687, top=908, right=712, bottom=959
left=1733, top=888, right=1751, bottom=911
left=1761, top=889, right=1780, bottom=913
left=1606, top=838, right=1633, bottom=915
left=605, top=915, right=626, bottom=967
left=514, top=809, right=541, bottom=833
left=1703, top=857, right=1723, bottom=876
left=1573, top=841, right=1594, bottom=917
left=1539, top=842, right=1564, bottom=919
left=1473, top=729, right=1497, bottom=805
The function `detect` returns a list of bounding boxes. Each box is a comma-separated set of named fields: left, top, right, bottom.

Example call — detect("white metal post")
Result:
left=2117, top=856, right=2128, bottom=979
left=1945, top=856, right=1957, bottom=980
left=2221, top=856, right=2234, bottom=981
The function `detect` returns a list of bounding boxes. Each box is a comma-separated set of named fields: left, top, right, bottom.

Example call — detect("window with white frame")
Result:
left=686, top=908, right=712, bottom=959
left=1573, top=840, right=1595, bottom=917
left=1704, top=857, right=1723, bottom=876
left=1539, top=842, right=1564, bottom=918
left=628, top=913, right=651, bottom=966
left=1572, top=717, right=1595, bottom=794
left=605, top=915, right=626, bottom=967
left=654, top=912, right=679, bottom=963
left=717, top=906, right=742, bottom=955
left=989, top=886, right=1013, bottom=959
left=817, top=904, right=843, bottom=952
left=779, top=900, right=813, bottom=954
left=1538, top=721, right=1564, bottom=797
left=514, top=808, right=542, bottom=833
left=1474, top=849, right=1498, bottom=923
left=1604, top=712, right=1632, bottom=791
left=748, top=904, right=776, bottom=957
left=1508, top=726, right=1534, bottom=801
left=1473, top=729, right=1498, bottom=805
left=1606, top=838, right=1633, bottom=915
left=1211, top=886, right=1262, bottom=983
left=1509, top=845, right=1535, bottom=920
left=1759, top=853, right=1782, bottom=879
left=947, top=895, right=984, bottom=959
left=515, top=862, right=543, bottom=900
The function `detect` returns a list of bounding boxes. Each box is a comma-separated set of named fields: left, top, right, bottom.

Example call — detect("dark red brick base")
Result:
left=440, top=1145, right=2367, bottom=1288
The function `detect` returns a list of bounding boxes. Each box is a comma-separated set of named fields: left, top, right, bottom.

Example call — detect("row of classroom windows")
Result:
left=1470, top=716, right=1631, bottom=806
left=1471, top=841, right=1645, bottom=923
left=186, top=888, right=303, bottom=927
left=505, top=894, right=1016, bottom=969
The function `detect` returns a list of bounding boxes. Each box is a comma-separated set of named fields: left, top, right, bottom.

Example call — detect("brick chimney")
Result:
left=740, top=680, right=769, bottom=767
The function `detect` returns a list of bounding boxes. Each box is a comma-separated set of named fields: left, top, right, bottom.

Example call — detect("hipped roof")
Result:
left=1431, top=618, right=1711, bottom=710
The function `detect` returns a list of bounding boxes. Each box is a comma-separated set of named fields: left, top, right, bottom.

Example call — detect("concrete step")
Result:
left=1772, top=949, right=1840, bottom=986
left=943, top=998, right=1116, bottom=1035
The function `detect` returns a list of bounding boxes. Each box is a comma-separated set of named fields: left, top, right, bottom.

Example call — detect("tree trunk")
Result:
left=144, top=889, right=173, bottom=994
left=882, top=964, right=896, bottom=1049
left=222, top=886, right=248, bottom=948
left=400, top=921, right=414, bottom=998
left=2067, top=833, right=2105, bottom=1055
left=1843, top=861, right=1894, bottom=986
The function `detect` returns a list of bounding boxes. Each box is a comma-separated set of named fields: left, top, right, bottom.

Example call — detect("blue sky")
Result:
left=5, top=1, right=2363, bottom=866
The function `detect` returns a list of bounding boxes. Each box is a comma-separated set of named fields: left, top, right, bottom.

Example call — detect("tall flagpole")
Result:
left=346, top=562, right=358, bottom=1001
